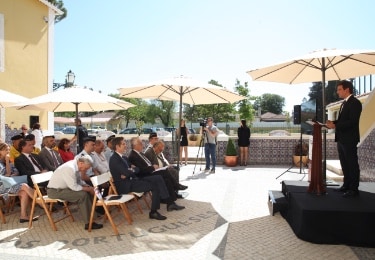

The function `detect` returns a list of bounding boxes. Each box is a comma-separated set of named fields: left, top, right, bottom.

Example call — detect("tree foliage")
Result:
left=145, top=100, right=176, bottom=127
left=182, top=80, right=236, bottom=123
left=234, top=79, right=254, bottom=123
left=253, top=93, right=285, bottom=114
left=47, top=0, right=67, bottom=23
left=308, top=80, right=341, bottom=106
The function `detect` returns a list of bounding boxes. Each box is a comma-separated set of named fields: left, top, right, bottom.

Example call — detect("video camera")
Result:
left=198, top=118, right=207, bottom=127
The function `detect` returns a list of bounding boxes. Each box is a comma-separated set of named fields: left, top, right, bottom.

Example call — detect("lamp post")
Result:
left=53, top=70, right=75, bottom=91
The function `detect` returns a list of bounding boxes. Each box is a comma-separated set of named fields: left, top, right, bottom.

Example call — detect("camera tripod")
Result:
left=276, top=125, right=307, bottom=181
left=192, top=128, right=207, bottom=175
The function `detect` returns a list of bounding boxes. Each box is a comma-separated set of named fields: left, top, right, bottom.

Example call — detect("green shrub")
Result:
left=226, top=139, right=237, bottom=156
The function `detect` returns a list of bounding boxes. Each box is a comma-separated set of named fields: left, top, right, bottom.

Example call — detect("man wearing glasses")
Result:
left=200, top=117, right=218, bottom=174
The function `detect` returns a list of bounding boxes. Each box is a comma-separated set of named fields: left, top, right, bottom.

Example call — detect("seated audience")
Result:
left=75, top=136, right=100, bottom=183
left=31, top=123, right=43, bottom=150
left=14, top=139, right=48, bottom=187
left=9, top=134, right=23, bottom=162
left=47, top=154, right=103, bottom=230
left=145, top=140, right=187, bottom=194
left=128, top=137, right=185, bottom=211
left=104, top=135, right=115, bottom=162
left=0, top=142, right=37, bottom=223
left=39, top=135, right=64, bottom=171
left=57, top=138, right=75, bottom=163
left=109, top=137, right=171, bottom=220
left=92, top=140, right=109, bottom=174
left=24, top=134, right=41, bottom=154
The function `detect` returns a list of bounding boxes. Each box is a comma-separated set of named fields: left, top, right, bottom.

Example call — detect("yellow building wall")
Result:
left=0, top=0, right=50, bottom=130
left=360, top=89, right=375, bottom=142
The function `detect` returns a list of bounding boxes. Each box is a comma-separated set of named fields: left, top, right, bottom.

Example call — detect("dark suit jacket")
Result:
left=128, top=150, right=155, bottom=178
left=14, top=153, right=47, bottom=187
left=334, top=95, right=362, bottom=144
left=144, top=148, right=160, bottom=166
left=108, top=152, right=137, bottom=194
left=39, top=148, right=64, bottom=171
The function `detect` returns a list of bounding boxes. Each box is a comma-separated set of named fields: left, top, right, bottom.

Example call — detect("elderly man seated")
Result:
left=144, top=140, right=187, bottom=197
left=47, top=154, right=103, bottom=230
left=128, top=137, right=185, bottom=212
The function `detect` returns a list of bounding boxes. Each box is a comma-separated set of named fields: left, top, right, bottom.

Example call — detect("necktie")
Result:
left=29, top=155, right=43, bottom=171
left=140, top=152, right=152, bottom=166
left=50, top=150, right=59, bottom=168
left=338, top=100, right=346, bottom=118
left=122, top=156, right=129, bottom=168
left=160, top=153, right=169, bottom=166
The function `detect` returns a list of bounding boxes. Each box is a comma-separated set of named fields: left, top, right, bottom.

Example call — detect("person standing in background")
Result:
left=31, top=123, right=43, bottom=150
left=237, top=119, right=251, bottom=166
left=70, top=118, right=88, bottom=153
left=177, top=119, right=189, bottom=166
left=200, top=117, right=218, bottom=174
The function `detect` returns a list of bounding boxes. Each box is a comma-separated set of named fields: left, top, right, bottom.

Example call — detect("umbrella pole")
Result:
left=176, top=88, right=182, bottom=168
left=74, top=102, right=80, bottom=154
left=321, top=58, right=327, bottom=186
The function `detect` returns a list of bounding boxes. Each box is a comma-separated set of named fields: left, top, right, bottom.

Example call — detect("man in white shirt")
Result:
left=92, top=140, right=109, bottom=174
left=75, top=136, right=100, bottom=183
left=47, top=155, right=103, bottom=230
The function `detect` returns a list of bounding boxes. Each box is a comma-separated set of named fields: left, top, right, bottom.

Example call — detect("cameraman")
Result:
left=200, top=117, right=218, bottom=174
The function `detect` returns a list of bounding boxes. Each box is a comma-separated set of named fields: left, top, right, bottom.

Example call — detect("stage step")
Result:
left=268, top=190, right=288, bottom=216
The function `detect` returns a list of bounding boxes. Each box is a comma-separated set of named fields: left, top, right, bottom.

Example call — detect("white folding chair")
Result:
left=29, top=171, right=74, bottom=231
left=107, top=172, right=151, bottom=214
left=89, top=172, right=134, bottom=235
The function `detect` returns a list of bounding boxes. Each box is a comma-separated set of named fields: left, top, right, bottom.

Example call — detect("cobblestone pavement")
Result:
left=1, top=165, right=375, bottom=259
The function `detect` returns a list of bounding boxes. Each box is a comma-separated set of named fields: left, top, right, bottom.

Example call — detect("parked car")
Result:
left=119, top=128, right=153, bottom=135
left=119, top=128, right=137, bottom=134
left=188, top=128, right=196, bottom=134
left=164, top=127, right=177, bottom=133
left=61, top=126, right=76, bottom=134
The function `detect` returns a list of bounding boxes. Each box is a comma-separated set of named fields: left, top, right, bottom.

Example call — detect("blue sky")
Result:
left=54, top=0, right=375, bottom=113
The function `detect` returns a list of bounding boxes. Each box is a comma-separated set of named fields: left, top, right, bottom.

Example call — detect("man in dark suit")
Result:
left=128, top=137, right=185, bottom=211
left=326, top=80, right=362, bottom=198
left=109, top=137, right=172, bottom=220
left=39, top=135, right=64, bottom=171
left=15, top=139, right=48, bottom=187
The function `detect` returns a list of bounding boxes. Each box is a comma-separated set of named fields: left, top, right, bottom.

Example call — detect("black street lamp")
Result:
left=53, top=70, right=75, bottom=91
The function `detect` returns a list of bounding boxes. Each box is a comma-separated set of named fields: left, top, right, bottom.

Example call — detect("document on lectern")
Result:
left=306, top=120, right=328, bottom=128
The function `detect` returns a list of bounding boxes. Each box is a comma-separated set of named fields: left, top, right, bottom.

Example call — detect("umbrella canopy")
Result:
left=247, top=48, right=375, bottom=85
left=118, top=76, right=246, bottom=105
left=118, top=75, right=247, bottom=166
left=12, top=87, right=135, bottom=152
left=0, top=89, right=29, bottom=108
left=13, top=86, right=135, bottom=112
left=247, top=48, right=375, bottom=184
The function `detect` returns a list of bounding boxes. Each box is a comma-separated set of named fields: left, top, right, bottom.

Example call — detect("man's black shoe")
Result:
left=20, top=217, right=38, bottom=223
left=178, top=184, right=188, bottom=190
left=334, top=186, right=348, bottom=192
left=149, top=211, right=167, bottom=220
left=176, top=193, right=184, bottom=199
left=342, top=190, right=359, bottom=198
left=85, top=222, right=103, bottom=230
left=167, top=203, right=185, bottom=212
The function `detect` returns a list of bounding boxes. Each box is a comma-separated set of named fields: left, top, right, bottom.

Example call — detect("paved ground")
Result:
left=1, top=164, right=375, bottom=259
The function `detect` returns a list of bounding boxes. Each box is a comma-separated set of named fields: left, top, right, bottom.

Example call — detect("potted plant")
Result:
left=224, top=138, right=238, bottom=167
left=293, top=141, right=309, bottom=167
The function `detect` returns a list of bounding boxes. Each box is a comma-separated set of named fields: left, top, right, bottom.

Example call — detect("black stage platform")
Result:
left=280, top=181, right=375, bottom=247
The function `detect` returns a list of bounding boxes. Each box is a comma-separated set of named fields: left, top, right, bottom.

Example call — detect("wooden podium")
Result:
left=307, top=122, right=326, bottom=195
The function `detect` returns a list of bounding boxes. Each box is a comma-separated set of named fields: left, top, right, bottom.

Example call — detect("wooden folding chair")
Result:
left=29, top=171, right=74, bottom=231
left=107, top=172, right=151, bottom=214
left=0, top=194, right=6, bottom=224
left=88, top=172, right=134, bottom=235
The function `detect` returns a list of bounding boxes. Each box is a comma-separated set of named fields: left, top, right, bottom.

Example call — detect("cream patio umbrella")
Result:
left=118, top=75, right=247, bottom=166
left=247, top=48, right=375, bottom=183
left=13, top=86, right=135, bottom=151
left=0, top=89, right=29, bottom=141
